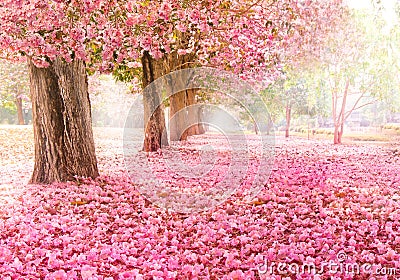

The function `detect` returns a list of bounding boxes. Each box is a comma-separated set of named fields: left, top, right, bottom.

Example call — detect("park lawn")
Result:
left=0, top=125, right=399, bottom=279
left=282, top=130, right=398, bottom=144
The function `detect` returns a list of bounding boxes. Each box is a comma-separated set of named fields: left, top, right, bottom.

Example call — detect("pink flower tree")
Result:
left=0, top=0, right=343, bottom=183
left=110, top=0, right=345, bottom=150
left=0, top=1, right=107, bottom=183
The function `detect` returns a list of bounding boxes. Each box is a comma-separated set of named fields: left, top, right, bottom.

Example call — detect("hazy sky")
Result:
left=347, top=0, right=396, bottom=9
left=347, top=0, right=397, bottom=27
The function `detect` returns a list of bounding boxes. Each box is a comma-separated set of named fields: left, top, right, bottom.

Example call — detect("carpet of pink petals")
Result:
left=0, top=126, right=400, bottom=279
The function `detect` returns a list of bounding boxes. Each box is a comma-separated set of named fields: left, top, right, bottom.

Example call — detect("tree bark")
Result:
left=266, top=117, right=273, bottom=135
left=166, top=51, right=205, bottom=140
left=168, top=52, right=190, bottom=141
left=333, top=121, right=344, bottom=144
left=197, top=105, right=206, bottom=135
left=253, top=119, right=259, bottom=134
left=28, top=58, right=99, bottom=184
left=170, top=88, right=203, bottom=140
left=285, top=102, right=291, bottom=138
left=338, top=122, right=344, bottom=143
left=142, top=51, right=169, bottom=152
left=333, top=125, right=340, bottom=144
left=15, top=96, right=25, bottom=125
left=185, top=88, right=201, bottom=137
left=332, top=80, right=349, bottom=145
left=169, top=90, right=188, bottom=141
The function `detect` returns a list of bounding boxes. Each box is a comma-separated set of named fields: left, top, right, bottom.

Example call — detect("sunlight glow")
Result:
left=347, top=0, right=398, bottom=28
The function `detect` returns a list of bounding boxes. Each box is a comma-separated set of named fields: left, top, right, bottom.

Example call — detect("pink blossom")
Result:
left=45, top=270, right=68, bottom=280
left=81, top=265, right=97, bottom=280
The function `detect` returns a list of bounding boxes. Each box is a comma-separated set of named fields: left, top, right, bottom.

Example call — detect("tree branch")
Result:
left=344, top=100, right=377, bottom=121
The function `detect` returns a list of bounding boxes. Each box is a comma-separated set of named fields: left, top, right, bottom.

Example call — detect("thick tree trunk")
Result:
left=285, top=103, right=291, bottom=138
left=15, top=97, right=25, bottom=125
left=170, top=88, right=203, bottom=140
left=142, top=51, right=168, bottom=152
left=166, top=51, right=205, bottom=140
left=185, top=88, right=200, bottom=137
left=28, top=58, right=99, bottom=184
left=169, top=90, right=188, bottom=141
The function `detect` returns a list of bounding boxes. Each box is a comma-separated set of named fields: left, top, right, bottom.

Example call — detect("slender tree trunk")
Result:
left=333, top=125, right=340, bottom=144
left=333, top=120, right=346, bottom=144
left=142, top=51, right=168, bottom=152
left=333, top=119, right=345, bottom=144
left=15, top=97, right=25, bottom=125
left=254, top=120, right=259, bottom=134
left=338, top=122, right=344, bottom=143
left=332, top=80, right=349, bottom=145
left=28, top=58, right=99, bottom=184
left=332, top=90, right=337, bottom=143
left=267, top=118, right=273, bottom=135
left=285, top=102, right=291, bottom=138
left=197, top=105, right=206, bottom=134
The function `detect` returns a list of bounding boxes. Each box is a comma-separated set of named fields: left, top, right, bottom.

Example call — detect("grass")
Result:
left=277, top=128, right=398, bottom=143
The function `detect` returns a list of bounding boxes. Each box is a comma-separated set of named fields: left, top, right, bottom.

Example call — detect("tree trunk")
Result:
left=333, top=125, right=340, bottom=144
left=285, top=102, right=291, bottom=138
left=254, top=121, right=259, bottom=134
left=165, top=50, right=204, bottom=140
left=142, top=51, right=169, bottom=152
left=168, top=52, right=195, bottom=141
left=170, top=88, right=204, bottom=140
left=28, top=58, right=99, bottom=184
left=332, top=80, right=349, bottom=145
left=266, top=117, right=273, bottom=135
left=185, top=88, right=200, bottom=137
left=169, top=90, right=188, bottom=141
left=338, top=122, right=344, bottom=143
left=333, top=121, right=344, bottom=144
left=15, top=97, right=25, bottom=125
left=197, top=105, right=206, bottom=134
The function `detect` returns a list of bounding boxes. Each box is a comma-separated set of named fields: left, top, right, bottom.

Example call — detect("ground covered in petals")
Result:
left=0, top=126, right=399, bottom=279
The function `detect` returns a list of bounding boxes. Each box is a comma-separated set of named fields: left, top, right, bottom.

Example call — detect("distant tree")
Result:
left=0, top=60, right=29, bottom=125
left=262, top=70, right=309, bottom=138
left=112, top=0, right=344, bottom=149
left=313, top=6, right=395, bottom=144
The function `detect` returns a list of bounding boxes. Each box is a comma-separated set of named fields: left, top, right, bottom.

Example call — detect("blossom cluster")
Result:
left=0, top=0, right=343, bottom=81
